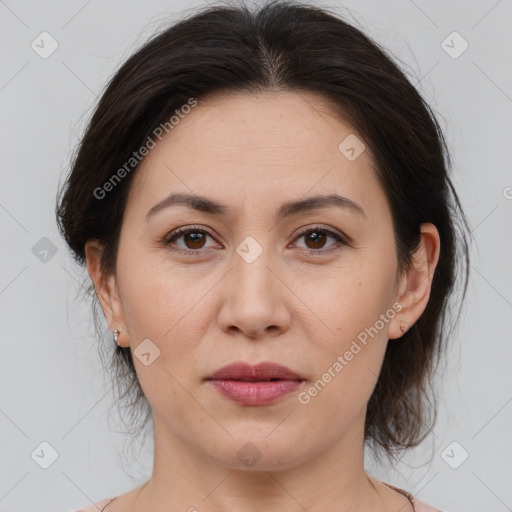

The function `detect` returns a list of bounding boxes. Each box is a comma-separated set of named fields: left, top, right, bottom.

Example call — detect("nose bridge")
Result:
left=219, top=232, right=287, bottom=336
left=232, top=234, right=277, bottom=305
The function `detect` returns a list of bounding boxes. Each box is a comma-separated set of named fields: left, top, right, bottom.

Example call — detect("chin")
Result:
left=204, top=431, right=312, bottom=472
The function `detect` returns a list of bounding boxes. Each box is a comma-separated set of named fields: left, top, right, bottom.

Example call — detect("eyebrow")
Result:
left=145, top=192, right=366, bottom=221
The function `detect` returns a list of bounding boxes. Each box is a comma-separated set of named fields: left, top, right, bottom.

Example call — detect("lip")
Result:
left=206, top=361, right=305, bottom=405
left=207, top=361, right=305, bottom=381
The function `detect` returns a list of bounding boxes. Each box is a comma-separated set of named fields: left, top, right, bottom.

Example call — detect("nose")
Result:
left=217, top=247, right=291, bottom=340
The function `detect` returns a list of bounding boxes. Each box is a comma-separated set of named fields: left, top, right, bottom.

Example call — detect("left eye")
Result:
left=293, top=227, right=346, bottom=254
left=163, top=225, right=347, bottom=256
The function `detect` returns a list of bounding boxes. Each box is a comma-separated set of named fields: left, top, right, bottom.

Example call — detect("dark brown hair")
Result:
left=56, top=0, right=470, bottom=462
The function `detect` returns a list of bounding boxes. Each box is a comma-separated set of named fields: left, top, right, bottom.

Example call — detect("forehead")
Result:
left=165, top=89, right=362, bottom=160
left=126, top=89, right=386, bottom=222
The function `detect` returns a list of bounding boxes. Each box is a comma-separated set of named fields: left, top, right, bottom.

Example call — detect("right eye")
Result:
left=164, top=225, right=219, bottom=255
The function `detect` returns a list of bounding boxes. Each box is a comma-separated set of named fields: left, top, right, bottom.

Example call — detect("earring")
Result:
left=113, top=329, right=120, bottom=346
left=399, top=320, right=409, bottom=334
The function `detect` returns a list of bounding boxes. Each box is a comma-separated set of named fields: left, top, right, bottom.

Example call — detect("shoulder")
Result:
left=72, top=497, right=117, bottom=512
left=381, top=480, right=443, bottom=512
left=413, top=497, right=444, bottom=512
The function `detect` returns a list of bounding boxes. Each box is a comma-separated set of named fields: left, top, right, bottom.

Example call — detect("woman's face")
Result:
left=91, top=90, right=430, bottom=470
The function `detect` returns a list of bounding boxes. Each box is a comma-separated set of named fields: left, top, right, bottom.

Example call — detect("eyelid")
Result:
left=163, top=225, right=218, bottom=248
left=292, top=224, right=350, bottom=245
left=163, top=223, right=351, bottom=255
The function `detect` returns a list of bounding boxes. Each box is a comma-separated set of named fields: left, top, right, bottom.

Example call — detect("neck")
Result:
left=132, top=412, right=387, bottom=512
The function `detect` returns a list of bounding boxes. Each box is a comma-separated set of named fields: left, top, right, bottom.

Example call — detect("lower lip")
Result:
left=208, top=379, right=304, bottom=405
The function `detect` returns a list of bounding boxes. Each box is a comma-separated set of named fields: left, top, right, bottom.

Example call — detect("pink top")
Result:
left=383, top=482, right=443, bottom=511
left=73, top=497, right=115, bottom=512
left=73, top=483, right=443, bottom=511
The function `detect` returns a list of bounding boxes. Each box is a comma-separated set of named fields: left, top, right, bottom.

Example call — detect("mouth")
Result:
left=206, top=361, right=305, bottom=405
left=220, top=378, right=289, bottom=382
left=206, top=361, right=305, bottom=382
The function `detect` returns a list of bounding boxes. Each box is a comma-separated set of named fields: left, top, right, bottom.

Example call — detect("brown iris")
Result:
left=183, top=232, right=207, bottom=250
left=304, top=230, right=327, bottom=250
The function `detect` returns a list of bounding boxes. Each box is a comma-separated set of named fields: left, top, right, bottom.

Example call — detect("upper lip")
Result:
left=207, top=361, right=305, bottom=381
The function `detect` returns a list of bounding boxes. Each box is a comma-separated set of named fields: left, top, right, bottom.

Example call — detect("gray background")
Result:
left=0, top=0, right=511, bottom=511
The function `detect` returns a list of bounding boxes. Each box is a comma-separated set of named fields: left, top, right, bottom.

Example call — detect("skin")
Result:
left=86, top=90, right=440, bottom=512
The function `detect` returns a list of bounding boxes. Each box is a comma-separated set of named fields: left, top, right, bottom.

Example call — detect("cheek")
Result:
left=117, top=242, right=205, bottom=338
left=115, top=250, right=210, bottom=419
left=302, top=248, right=397, bottom=346
left=298, top=248, right=397, bottom=410
left=115, top=245, right=218, bottom=395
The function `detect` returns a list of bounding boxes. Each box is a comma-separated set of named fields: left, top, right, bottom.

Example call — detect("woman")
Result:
left=57, top=1, right=469, bottom=511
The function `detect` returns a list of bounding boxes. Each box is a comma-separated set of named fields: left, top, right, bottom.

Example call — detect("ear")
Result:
left=85, top=239, right=129, bottom=347
left=389, top=223, right=441, bottom=340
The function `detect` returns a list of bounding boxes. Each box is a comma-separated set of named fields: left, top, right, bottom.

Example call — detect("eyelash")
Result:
left=162, top=224, right=349, bottom=257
